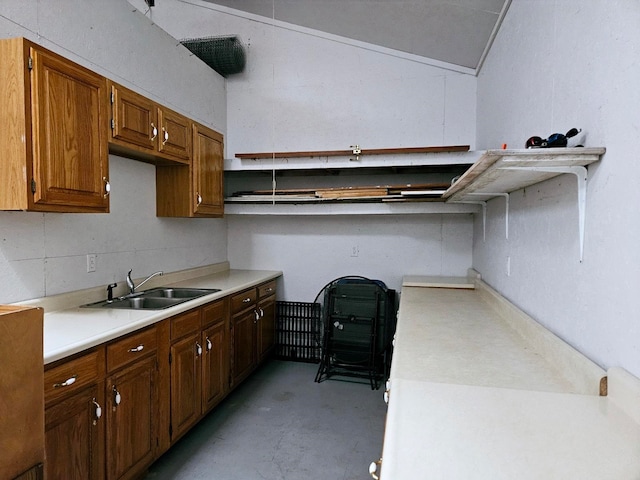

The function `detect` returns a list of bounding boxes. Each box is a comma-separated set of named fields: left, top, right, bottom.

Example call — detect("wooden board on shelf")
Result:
left=235, top=145, right=470, bottom=160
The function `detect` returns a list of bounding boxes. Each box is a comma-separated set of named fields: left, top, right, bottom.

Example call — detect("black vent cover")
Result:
left=180, top=35, right=246, bottom=77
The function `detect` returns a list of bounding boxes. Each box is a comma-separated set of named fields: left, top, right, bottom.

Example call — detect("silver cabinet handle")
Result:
left=242, top=298, right=252, bottom=303
left=113, top=386, right=121, bottom=406
left=369, top=459, right=382, bottom=479
left=103, top=178, right=111, bottom=198
left=259, top=307, right=264, bottom=318
left=196, top=193, right=202, bottom=206
left=150, top=122, right=158, bottom=141
left=162, top=127, right=169, bottom=145
left=254, top=310, right=260, bottom=322
left=128, top=344, right=144, bottom=353
left=265, top=287, right=273, bottom=293
left=196, top=342, right=203, bottom=356
left=206, top=338, right=212, bottom=352
left=53, top=375, right=77, bottom=388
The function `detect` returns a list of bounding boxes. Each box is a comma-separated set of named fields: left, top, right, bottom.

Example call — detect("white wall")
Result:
left=130, top=0, right=477, bottom=157
left=131, top=0, right=478, bottom=301
left=227, top=214, right=473, bottom=300
left=475, top=0, right=640, bottom=377
left=0, top=0, right=228, bottom=303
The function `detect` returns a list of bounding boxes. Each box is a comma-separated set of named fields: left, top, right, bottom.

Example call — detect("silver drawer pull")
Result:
left=53, top=375, right=77, bottom=388
left=242, top=297, right=252, bottom=303
left=128, top=344, right=144, bottom=353
left=265, top=287, right=273, bottom=293
left=206, top=338, right=212, bottom=351
left=196, top=342, right=203, bottom=356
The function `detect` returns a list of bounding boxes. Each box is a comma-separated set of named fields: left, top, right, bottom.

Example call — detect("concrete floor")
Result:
left=145, top=360, right=387, bottom=480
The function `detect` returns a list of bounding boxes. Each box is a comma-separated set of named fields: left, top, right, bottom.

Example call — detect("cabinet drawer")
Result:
left=202, top=299, right=226, bottom=328
left=231, top=288, right=257, bottom=314
left=45, top=348, right=105, bottom=405
left=107, top=326, right=157, bottom=372
left=258, top=280, right=277, bottom=299
left=171, top=309, right=201, bottom=341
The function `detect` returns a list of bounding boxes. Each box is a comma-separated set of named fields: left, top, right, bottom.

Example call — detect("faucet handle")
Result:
left=107, top=283, right=118, bottom=302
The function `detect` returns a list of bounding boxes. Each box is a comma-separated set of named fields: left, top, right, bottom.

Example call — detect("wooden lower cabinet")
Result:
left=170, top=330, right=202, bottom=440
left=170, top=300, right=228, bottom=443
left=106, top=356, right=157, bottom=480
left=45, top=383, right=105, bottom=480
left=0, top=306, right=44, bottom=480
left=257, top=292, right=276, bottom=363
left=202, top=318, right=227, bottom=411
left=231, top=307, right=257, bottom=386
left=41, top=279, right=276, bottom=478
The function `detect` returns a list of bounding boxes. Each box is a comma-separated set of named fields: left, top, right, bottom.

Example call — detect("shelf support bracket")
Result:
left=500, top=165, right=588, bottom=261
left=467, top=193, right=509, bottom=240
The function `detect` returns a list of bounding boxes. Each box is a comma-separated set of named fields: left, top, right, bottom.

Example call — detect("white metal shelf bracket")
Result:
left=455, top=201, right=487, bottom=241
left=500, top=165, right=588, bottom=261
left=467, top=193, right=509, bottom=239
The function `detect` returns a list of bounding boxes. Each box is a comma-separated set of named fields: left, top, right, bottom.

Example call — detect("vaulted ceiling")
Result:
left=201, top=0, right=511, bottom=71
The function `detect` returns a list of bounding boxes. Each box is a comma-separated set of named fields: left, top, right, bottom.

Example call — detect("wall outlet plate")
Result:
left=87, top=254, right=97, bottom=273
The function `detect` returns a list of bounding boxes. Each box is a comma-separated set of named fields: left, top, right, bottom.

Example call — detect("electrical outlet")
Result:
left=87, top=254, right=97, bottom=273
left=350, top=245, right=359, bottom=257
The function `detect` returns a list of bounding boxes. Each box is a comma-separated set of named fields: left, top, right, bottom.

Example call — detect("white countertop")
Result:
left=383, top=378, right=640, bottom=479
left=379, top=277, right=640, bottom=479
left=26, top=268, right=281, bottom=364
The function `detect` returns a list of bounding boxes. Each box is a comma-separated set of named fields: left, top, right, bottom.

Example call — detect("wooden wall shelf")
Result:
left=443, top=147, right=606, bottom=261
left=235, top=145, right=470, bottom=160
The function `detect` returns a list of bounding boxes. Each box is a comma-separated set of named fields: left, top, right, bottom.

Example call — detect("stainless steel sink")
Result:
left=141, top=288, right=219, bottom=299
left=82, top=287, right=221, bottom=310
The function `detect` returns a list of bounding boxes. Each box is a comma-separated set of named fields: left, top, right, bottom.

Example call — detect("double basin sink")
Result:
left=82, top=287, right=221, bottom=310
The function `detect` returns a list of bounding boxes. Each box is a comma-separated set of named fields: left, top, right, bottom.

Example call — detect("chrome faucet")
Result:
left=126, top=269, right=163, bottom=294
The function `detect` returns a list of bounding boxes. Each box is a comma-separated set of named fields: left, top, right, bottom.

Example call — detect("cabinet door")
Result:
left=192, top=123, right=224, bottom=217
left=157, top=107, right=191, bottom=163
left=106, top=357, right=157, bottom=480
left=45, top=383, right=105, bottom=480
left=257, top=295, right=276, bottom=363
left=109, top=82, right=157, bottom=152
left=202, top=321, right=227, bottom=412
left=232, top=309, right=257, bottom=386
left=30, top=46, right=109, bottom=212
left=170, top=333, right=202, bottom=441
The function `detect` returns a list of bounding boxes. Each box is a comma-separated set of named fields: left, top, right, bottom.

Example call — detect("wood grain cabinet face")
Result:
left=192, top=123, right=224, bottom=216
left=45, top=383, right=105, bottom=480
left=155, top=122, right=224, bottom=218
left=201, top=301, right=228, bottom=412
left=0, top=306, right=44, bottom=480
left=44, top=349, right=106, bottom=480
left=105, top=326, right=159, bottom=480
left=257, top=289, right=276, bottom=363
left=108, top=81, right=190, bottom=166
left=169, top=302, right=228, bottom=443
left=0, top=38, right=109, bottom=213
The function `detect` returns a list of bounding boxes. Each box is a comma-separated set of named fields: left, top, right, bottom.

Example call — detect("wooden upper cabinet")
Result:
left=156, top=122, right=224, bottom=218
left=193, top=123, right=224, bottom=216
left=108, top=81, right=190, bottom=165
left=109, top=81, right=157, bottom=153
left=157, top=106, right=191, bottom=163
left=0, top=38, right=109, bottom=213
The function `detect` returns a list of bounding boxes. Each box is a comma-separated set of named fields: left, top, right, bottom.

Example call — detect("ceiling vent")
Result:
left=180, top=35, right=246, bottom=77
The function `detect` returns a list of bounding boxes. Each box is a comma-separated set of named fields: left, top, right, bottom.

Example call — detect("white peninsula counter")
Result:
left=378, top=275, right=640, bottom=479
